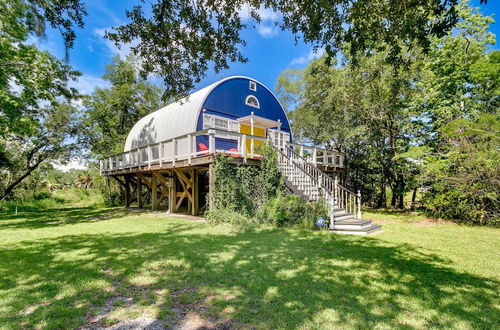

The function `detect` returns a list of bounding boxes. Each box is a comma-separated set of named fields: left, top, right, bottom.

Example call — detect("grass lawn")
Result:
left=0, top=192, right=499, bottom=329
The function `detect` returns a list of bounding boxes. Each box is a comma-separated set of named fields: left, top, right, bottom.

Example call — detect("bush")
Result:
left=209, top=143, right=284, bottom=218
left=257, top=195, right=328, bottom=228
left=205, top=208, right=256, bottom=227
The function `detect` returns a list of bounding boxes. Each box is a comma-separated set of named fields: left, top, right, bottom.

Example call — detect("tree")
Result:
left=107, top=0, right=461, bottom=99
left=276, top=51, right=418, bottom=208
left=421, top=115, right=499, bottom=225
left=80, top=56, right=164, bottom=159
left=412, top=2, right=496, bottom=144
left=0, top=102, right=80, bottom=200
left=0, top=1, right=83, bottom=200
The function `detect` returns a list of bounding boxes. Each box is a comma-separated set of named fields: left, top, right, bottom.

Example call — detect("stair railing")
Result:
left=274, top=144, right=362, bottom=220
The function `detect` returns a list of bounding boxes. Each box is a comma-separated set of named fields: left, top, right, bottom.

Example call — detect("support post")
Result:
left=125, top=176, right=131, bottom=207
left=168, top=174, right=174, bottom=213
left=312, top=148, right=317, bottom=165
left=172, top=171, right=177, bottom=212
left=334, top=176, right=338, bottom=206
left=208, top=163, right=214, bottom=211
left=192, top=168, right=198, bottom=216
left=242, top=134, right=247, bottom=163
left=250, top=112, right=254, bottom=156
left=151, top=175, right=158, bottom=210
left=208, top=130, right=215, bottom=154
left=357, top=190, right=362, bottom=219
left=137, top=176, right=143, bottom=208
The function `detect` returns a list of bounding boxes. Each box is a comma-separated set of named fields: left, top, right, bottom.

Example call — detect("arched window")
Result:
left=245, top=95, right=260, bottom=109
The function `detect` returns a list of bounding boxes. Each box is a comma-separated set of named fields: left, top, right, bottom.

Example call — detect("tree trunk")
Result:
left=410, top=187, right=418, bottom=209
left=390, top=187, right=397, bottom=207
left=377, top=171, right=387, bottom=208
left=0, top=159, right=44, bottom=201
left=398, top=191, right=405, bottom=209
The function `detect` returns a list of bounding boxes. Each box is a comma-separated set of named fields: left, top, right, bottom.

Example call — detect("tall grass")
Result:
left=0, top=188, right=104, bottom=213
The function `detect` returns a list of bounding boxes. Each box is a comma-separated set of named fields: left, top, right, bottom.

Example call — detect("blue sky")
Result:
left=34, top=0, right=498, bottom=96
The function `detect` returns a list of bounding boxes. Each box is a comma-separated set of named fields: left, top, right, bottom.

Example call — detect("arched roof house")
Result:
left=124, top=76, right=292, bottom=153
left=96, top=76, right=383, bottom=236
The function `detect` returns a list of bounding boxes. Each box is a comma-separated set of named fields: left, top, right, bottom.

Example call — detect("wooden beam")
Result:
left=208, top=163, right=214, bottom=211
left=111, top=176, right=126, bottom=188
left=137, top=176, right=143, bottom=208
left=152, top=171, right=170, bottom=190
left=173, top=169, right=192, bottom=189
left=192, top=168, right=199, bottom=216
left=151, top=175, right=158, bottom=211
left=176, top=190, right=187, bottom=210
left=124, top=176, right=131, bottom=208
left=136, top=172, right=152, bottom=188
left=172, top=172, right=177, bottom=212
left=176, top=172, right=192, bottom=202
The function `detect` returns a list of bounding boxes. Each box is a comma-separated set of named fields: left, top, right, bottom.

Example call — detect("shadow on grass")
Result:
left=0, top=220, right=498, bottom=328
left=0, top=207, right=139, bottom=230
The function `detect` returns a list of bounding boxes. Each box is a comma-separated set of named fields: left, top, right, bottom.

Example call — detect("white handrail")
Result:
left=274, top=145, right=361, bottom=223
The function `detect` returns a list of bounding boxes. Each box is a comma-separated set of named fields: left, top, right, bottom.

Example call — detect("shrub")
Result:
left=205, top=208, right=256, bottom=227
left=209, top=143, right=284, bottom=219
left=257, top=195, right=328, bottom=228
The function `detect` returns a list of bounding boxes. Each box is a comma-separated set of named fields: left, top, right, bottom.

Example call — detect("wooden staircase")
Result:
left=275, top=145, right=382, bottom=235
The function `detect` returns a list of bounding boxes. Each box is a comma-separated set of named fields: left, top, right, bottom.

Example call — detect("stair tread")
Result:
left=334, top=219, right=372, bottom=225
left=333, top=213, right=354, bottom=218
left=331, top=224, right=381, bottom=232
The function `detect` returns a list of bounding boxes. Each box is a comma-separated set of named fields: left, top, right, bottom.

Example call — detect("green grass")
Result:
left=0, top=192, right=498, bottom=329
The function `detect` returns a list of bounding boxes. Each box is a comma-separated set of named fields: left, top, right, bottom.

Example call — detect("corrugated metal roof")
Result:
left=123, top=81, right=216, bottom=151
left=123, top=76, right=291, bottom=151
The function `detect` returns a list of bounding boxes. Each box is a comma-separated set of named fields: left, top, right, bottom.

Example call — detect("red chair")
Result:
left=197, top=143, right=210, bottom=156
left=227, top=148, right=242, bottom=158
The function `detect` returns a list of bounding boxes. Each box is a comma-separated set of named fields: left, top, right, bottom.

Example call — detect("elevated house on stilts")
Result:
left=100, top=76, right=381, bottom=235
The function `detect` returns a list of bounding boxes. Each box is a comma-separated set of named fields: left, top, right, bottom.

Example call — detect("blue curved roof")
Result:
left=197, top=77, right=291, bottom=132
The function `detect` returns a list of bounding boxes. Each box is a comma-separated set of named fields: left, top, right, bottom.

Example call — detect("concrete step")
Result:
left=332, top=219, right=373, bottom=229
left=330, top=224, right=382, bottom=236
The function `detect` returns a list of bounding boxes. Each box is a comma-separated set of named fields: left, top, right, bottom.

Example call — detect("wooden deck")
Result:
left=100, top=128, right=345, bottom=217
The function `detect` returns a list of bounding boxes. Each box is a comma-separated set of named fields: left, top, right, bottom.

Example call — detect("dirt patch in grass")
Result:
left=412, top=218, right=457, bottom=227
left=168, top=288, right=236, bottom=330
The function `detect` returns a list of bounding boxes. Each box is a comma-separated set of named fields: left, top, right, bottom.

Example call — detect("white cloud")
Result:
left=256, top=24, right=279, bottom=38
left=94, top=28, right=137, bottom=60
left=239, top=4, right=280, bottom=21
left=238, top=4, right=281, bottom=38
left=52, top=158, right=88, bottom=172
left=290, top=48, right=326, bottom=65
left=69, top=73, right=109, bottom=95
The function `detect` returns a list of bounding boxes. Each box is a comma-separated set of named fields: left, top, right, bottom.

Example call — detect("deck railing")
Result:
left=286, top=142, right=344, bottom=168
left=100, top=129, right=345, bottom=175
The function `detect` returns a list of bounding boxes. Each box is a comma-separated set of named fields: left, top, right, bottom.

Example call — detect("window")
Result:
left=245, top=95, right=260, bottom=109
left=214, top=117, right=228, bottom=129
left=203, top=113, right=239, bottom=140
left=249, top=81, right=257, bottom=91
left=335, top=155, right=340, bottom=165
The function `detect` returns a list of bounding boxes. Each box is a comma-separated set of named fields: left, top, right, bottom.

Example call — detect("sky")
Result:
left=33, top=0, right=499, bottom=99
left=39, top=0, right=496, bottom=171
